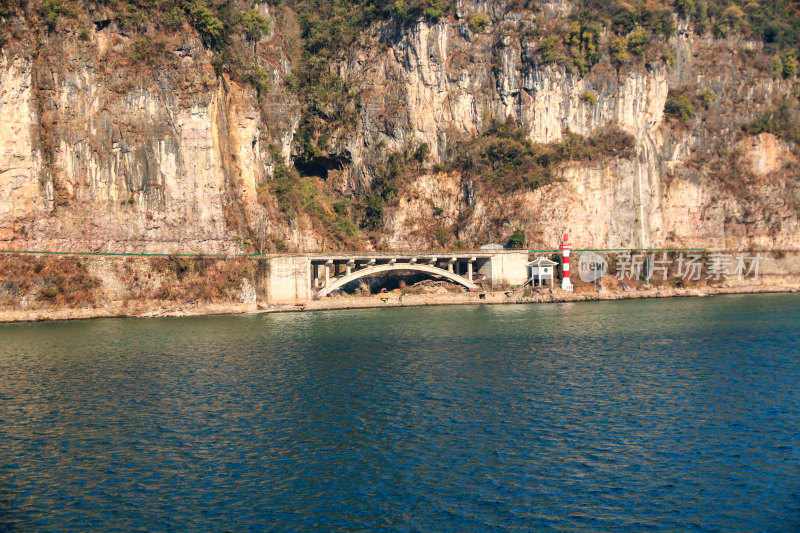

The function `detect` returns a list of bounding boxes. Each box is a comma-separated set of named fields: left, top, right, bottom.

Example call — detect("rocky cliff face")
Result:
left=1, top=1, right=798, bottom=253
left=1, top=35, right=282, bottom=253
left=357, top=15, right=799, bottom=250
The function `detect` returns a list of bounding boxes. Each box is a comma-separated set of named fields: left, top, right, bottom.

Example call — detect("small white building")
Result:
left=527, top=257, right=557, bottom=287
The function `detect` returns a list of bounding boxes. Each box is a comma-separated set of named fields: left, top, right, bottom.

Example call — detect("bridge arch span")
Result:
left=316, top=263, right=477, bottom=298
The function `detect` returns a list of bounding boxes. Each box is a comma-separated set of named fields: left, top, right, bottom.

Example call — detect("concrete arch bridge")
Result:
left=260, top=251, right=529, bottom=303
left=310, top=252, right=529, bottom=300
left=316, top=259, right=477, bottom=298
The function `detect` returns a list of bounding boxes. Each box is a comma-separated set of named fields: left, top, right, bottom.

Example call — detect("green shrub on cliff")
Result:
left=0, top=0, right=19, bottom=45
left=607, top=2, right=674, bottom=39
left=566, top=20, right=601, bottom=75
left=450, top=117, right=634, bottom=193
left=626, top=28, right=650, bottom=57
left=39, top=287, right=58, bottom=300
left=770, top=54, right=784, bottom=78
left=362, top=193, right=384, bottom=230
left=712, top=5, right=745, bottom=38
left=425, top=7, right=443, bottom=20
left=413, top=142, right=430, bottom=163
left=507, top=229, right=526, bottom=249
left=783, top=51, right=797, bottom=77
left=131, top=36, right=155, bottom=64
left=581, top=91, right=597, bottom=105
left=743, top=99, right=800, bottom=143
left=610, top=36, right=629, bottom=66
left=536, top=21, right=600, bottom=75
left=182, top=0, right=224, bottom=47
left=0, top=0, right=16, bottom=17
left=579, top=0, right=800, bottom=60
left=537, top=35, right=567, bottom=65
left=677, top=1, right=800, bottom=56
left=116, top=4, right=146, bottom=32
left=675, top=0, right=696, bottom=17
left=389, top=0, right=449, bottom=24
left=469, top=12, right=488, bottom=33
left=259, top=144, right=360, bottom=243
left=262, top=145, right=299, bottom=219
left=700, top=88, right=716, bottom=109
left=242, top=10, right=270, bottom=41
left=332, top=199, right=349, bottom=217
left=160, top=6, right=185, bottom=29
left=247, top=64, right=270, bottom=97
left=41, top=0, right=75, bottom=31
left=665, top=94, right=695, bottom=122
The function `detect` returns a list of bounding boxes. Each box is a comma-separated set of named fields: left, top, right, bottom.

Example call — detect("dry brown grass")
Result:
left=148, top=256, right=249, bottom=303
left=0, top=255, right=101, bottom=307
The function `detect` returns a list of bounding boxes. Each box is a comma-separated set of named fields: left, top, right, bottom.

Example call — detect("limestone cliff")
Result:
left=1, top=0, right=798, bottom=253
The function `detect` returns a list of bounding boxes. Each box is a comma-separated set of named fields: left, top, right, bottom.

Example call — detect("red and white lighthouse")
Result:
left=560, top=233, right=573, bottom=291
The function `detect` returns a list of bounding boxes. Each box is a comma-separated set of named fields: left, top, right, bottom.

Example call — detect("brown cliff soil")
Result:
left=146, top=255, right=265, bottom=303
left=0, top=254, right=270, bottom=313
left=0, top=255, right=101, bottom=308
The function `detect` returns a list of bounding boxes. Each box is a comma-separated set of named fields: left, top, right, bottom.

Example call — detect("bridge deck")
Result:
left=305, top=251, right=508, bottom=264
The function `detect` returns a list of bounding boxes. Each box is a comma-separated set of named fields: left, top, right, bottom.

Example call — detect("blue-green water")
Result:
left=2, top=294, right=800, bottom=531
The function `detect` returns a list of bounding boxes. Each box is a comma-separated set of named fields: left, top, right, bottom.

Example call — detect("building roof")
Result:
left=527, top=257, right=558, bottom=266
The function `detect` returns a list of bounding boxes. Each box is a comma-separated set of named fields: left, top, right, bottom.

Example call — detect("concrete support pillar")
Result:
left=389, top=258, right=396, bottom=266
left=448, top=257, right=456, bottom=273
left=410, top=257, right=418, bottom=264
left=346, top=260, right=354, bottom=276
left=468, top=259, right=474, bottom=282
left=368, top=258, right=376, bottom=266
left=428, top=257, right=437, bottom=266
left=486, top=252, right=529, bottom=288
left=313, top=264, right=320, bottom=288
left=324, top=259, right=332, bottom=287
left=267, top=256, right=312, bottom=304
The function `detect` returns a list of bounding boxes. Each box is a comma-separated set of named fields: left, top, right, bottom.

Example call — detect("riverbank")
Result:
left=302, top=283, right=800, bottom=311
left=2, top=282, right=798, bottom=323
left=2, top=250, right=798, bottom=323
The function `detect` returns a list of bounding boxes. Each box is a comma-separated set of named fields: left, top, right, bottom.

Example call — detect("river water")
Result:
left=2, top=294, right=800, bottom=531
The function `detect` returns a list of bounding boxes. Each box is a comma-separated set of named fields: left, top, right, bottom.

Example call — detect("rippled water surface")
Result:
left=2, top=294, right=800, bottom=531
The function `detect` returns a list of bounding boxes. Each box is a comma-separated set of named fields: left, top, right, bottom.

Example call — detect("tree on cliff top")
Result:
left=507, top=229, right=526, bottom=249
left=182, top=1, right=224, bottom=47
left=242, top=9, right=270, bottom=42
